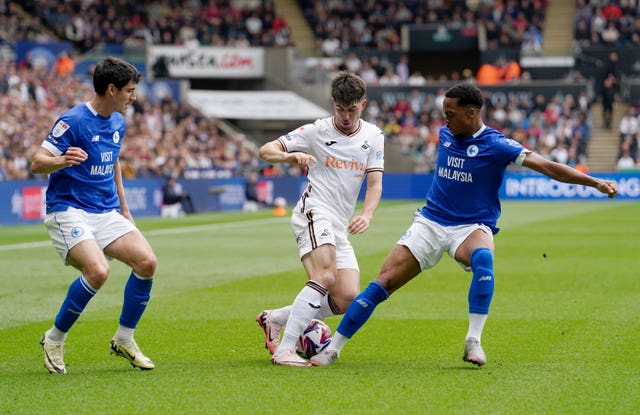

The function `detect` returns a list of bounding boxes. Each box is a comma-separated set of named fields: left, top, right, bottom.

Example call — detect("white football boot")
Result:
left=110, top=338, right=155, bottom=370
left=256, top=310, right=282, bottom=355
left=462, top=337, right=487, bottom=366
left=40, top=334, right=66, bottom=374
left=309, top=349, right=339, bottom=366
left=271, top=348, right=311, bottom=367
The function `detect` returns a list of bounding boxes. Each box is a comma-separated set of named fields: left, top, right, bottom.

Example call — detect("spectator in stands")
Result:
left=619, top=133, right=638, bottom=163
left=601, top=20, right=621, bottom=45
left=574, top=18, right=591, bottom=46
left=476, top=61, right=503, bottom=85
left=616, top=145, right=637, bottom=170
left=619, top=106, right=639, bottom=142
left=601, top=73, right=617, bottom=129
left=395, top=55, right=410, bottom=83
left=503, top=59, right=522, bottom=82
left=162, top=175, right=195, bottom=214
left=603, top=1, right=623, bottom=21
left=243, top=170, right=264, bottom=212
left=521, top=23, right=543, bottom=55
left=54, top=51, right=75, bottom=77
left=407, top=70, right=427, bottom=86
left=378, top=67, right=401, bottom=85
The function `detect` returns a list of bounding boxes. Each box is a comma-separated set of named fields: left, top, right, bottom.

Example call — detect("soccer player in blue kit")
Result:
left=310, top=82, right=619, bottom=367
left=31, top=57, right=157, bottom=373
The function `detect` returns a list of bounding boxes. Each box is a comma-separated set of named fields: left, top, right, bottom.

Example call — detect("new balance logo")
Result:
left=324, top=141, right=338, bottom=146
left=478, top=276, right=493, bottom=282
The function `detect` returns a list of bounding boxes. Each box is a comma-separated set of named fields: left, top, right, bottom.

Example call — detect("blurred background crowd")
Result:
left=1, top=0, right=639, bottom=182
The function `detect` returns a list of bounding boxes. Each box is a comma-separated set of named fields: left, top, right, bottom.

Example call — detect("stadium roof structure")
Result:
left=187, top=90, right=330, bottom=120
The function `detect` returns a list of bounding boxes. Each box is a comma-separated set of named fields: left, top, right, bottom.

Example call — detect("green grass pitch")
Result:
left=1, top=200, right=638, bottom=414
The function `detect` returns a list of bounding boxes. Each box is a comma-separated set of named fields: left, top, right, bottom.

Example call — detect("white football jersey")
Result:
left=278, top=117, right=384, bottom=225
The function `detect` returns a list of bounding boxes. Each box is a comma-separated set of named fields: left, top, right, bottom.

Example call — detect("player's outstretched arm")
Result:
left=522, top=152, right=618, bottom=198
left=259, top=140, right=316, bottom=166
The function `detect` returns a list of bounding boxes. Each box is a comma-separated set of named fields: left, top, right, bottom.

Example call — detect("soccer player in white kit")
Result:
left=32, top=57, right=157, bottom=373
left=257, top=72, right=384, bottom=366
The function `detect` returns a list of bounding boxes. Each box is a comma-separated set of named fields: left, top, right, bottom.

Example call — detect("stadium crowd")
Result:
left=574, top=0, right=640, bottom=48
left=363, top=85, right=593, bottom=173
left=617, top=104, right=640, bottom=169
left=13, top=0, right=293, bottom=51
left=0, top=59, right=261, bottom=180
left=300, top=0, right=547, bottom=56
left=0, top=0, right=626, bottom=180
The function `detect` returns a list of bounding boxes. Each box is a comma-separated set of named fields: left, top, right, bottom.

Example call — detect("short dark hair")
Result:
left=331, top=71, right=366, bottom=106
left=445, top=83, right=484, bottom=109
left=93, top=56, right=142, bottom=95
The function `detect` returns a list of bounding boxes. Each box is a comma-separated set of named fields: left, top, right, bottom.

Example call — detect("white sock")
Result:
left=269, top=305, right=292, bottom=325
left=277, top=282, right=326, bottom=352
left=46, top=326, right=67, bottom=343
left=314, top=294, right=339, bottom=320
left=466, top=313, right=488, bottom=342
left=271, top=294, right=337, bottom=326
left=114, top=325, right=134, bottom=343
left=327, top=332, right=348, bottom=354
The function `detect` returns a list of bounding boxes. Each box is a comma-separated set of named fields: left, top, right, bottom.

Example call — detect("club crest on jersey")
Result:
left=360, top=140, right=370, bottom=151
left=52, top=120, right=69, bottom=138
left=466, top=145, right=479, bottom=157
left=71, top=227, right=84, bottom=238
left=113, top=131, right=120, bottom=144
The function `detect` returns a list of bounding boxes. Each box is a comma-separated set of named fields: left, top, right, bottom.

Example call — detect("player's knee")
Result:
left=315, top=270, right=336, bottom=289
left=470, top=248, right=493, bottom=273
left=470, top=248, right=494, bottom=294
left=84, top=264, right=110, bottom=289
left=134, top=253, right=157, bottom=278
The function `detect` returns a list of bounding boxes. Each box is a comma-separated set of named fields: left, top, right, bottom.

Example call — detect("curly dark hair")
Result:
left=445, top=83, right=484, bottom=109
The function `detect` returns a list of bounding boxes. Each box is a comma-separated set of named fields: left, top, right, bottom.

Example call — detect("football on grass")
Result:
left=296, top=319, right=332, bottom=358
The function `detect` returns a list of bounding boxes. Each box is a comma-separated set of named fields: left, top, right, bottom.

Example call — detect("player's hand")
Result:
left=119, top=206, right=136, bottom=225
left=63, top=147, right=88, bottom=167
left=596, top=179, right=618, bottom=198
left=290, top=153, right=317, bottom=167
left=348, top=215, right=371, bottom=234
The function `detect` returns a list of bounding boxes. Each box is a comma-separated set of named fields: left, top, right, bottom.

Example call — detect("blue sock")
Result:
left=468, top=248, right=494, bottom=314
left=54, top=276, right=96, bottom=332
left=119, top=272, right=153, bottom=329
left=336, top=280, right=389, bottom=338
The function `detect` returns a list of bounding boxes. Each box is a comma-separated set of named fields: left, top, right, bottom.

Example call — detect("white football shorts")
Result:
left=397, top=212, right=493, bottom=272
left=291, top=208, right=358, bottom=271
left=44, top=207, right=137, bottom=264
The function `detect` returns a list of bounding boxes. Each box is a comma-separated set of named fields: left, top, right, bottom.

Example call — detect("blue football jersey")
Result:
left=41, top=103, right=126, bottom=214
left=420, top=125, right=526, bottom=233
